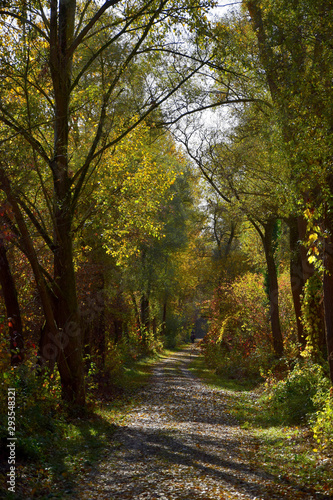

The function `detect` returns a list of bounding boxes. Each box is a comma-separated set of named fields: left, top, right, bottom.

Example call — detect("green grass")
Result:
left=0, top=353, right=161, bottom=500
left=189, top=353, right=333, bottom=498
left=1, top=407, right=119, bottom=499
left=188, top=353, right=260, bottom=392
left=112, top=354, right=161, bottom=391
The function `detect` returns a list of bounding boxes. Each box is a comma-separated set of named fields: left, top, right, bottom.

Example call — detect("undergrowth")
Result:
left=190, top=353, right=333, bottom=498
left=0, top=347, right=162, bottom=500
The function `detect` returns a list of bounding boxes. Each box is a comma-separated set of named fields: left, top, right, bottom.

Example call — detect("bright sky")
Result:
left=210, top=1, right=241, bottom=17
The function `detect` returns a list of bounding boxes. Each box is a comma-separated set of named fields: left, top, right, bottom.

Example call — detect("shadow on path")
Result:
left=75, top=348, right=330, bottom=500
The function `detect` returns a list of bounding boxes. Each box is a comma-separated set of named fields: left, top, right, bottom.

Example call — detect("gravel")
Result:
left=75, top=348, right=329, bottom=500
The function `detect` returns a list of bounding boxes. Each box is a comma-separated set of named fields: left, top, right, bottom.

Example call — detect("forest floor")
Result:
left=68, top=346, right=332, bottom=500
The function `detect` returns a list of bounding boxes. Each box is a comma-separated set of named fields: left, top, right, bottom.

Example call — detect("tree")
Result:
left=245, top=0, right=333, bottom=381
left=0, top=0, right=217, bottom=404
left=0, top=238, right=24, bottom=365
left=178, top=100, right=288, bottom=356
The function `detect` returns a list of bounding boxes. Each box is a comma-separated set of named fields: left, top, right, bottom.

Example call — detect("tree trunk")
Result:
left=323, top=231, right=333, bottom=384
left=37, top=322, right=56, bottom=373
left=288, top=216, right=306, bottom=347
left=140, top=293, right=150, bottom=340
left=225, top=222, right=236, bottom=258
left=48, top=0, right=85, bottom=405
left=297, top=215, right=315, bottom=282
left=114, top=319, right=122, bottom=344
left=0, top=167, right=60, bottom=370
left=162, top=300, right=167, bottom=336
left=152, top=316, right=157, bottom=337
left=0, top=241, right=24, bottom=365
left=53, top=207, right=85, bottom=404
left=130, top=292, right=141, bottom=330
left=323, top=194, right=333, bottom=383
left=297, top=215, right=326, bottom=354
left=96, top=305, right=106, bottom=367
left=262, top=219, right=284, bottom=357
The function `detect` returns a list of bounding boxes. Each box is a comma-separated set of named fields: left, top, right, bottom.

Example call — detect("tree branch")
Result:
left=69, top=0, right=123, bottom=57
left=17, top=198, right=56, bottom=252
left=0, top=10, right=50, bottom=41
left=0, top=107, right=50, bottom=164
left=71, top=0, right=168, bottom=210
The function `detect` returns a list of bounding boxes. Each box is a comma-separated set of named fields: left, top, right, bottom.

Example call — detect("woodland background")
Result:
left=0, top=0, right=333, bottom=493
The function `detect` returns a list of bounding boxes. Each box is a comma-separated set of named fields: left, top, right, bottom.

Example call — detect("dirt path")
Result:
left=75, top=348, right=327, bottom=500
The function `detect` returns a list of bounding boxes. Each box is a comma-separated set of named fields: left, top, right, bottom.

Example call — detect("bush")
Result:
left=311, top=388, right=333, bottom=453
left=0, top=362, right=63, bottom=465
left=202, top=273, right=274, bottom=378
left=164, top=312, right=189, bottom=348
left=260, top=358, right=330, bottom=425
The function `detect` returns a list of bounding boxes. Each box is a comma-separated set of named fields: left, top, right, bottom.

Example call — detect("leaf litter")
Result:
left=74, top=348, right=331, bottom=500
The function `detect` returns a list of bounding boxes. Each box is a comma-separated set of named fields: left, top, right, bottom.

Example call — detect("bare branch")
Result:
left=69, top=0, right=123, bottom=57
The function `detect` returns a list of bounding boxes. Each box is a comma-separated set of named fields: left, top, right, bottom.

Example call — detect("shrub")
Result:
left=260, top=359, right=330, bottom=425
left=311, top=388, right=333, bottom=453
left=278, top=270, right=298, bottom=355
left=202, top=273, right=274, bottom=378
left=164, top=312, right=188, bottom=348
left=1, top=361, right=63, bottom=464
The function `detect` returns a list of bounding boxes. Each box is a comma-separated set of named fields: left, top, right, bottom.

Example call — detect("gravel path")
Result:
left=75, top=348, right=328, bottom=500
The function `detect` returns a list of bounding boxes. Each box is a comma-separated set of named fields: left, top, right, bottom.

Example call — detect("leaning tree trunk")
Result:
left=0, top=167, right=60, bottom=371
left=0, top=241, right=24, bottom=365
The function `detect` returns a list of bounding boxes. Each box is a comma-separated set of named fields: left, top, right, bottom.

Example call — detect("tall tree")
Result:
left=178, top=102, right=287, bottom=356
left=245, top=0, right=333, bottom=381
left=0, top=0, right=216, bottom=404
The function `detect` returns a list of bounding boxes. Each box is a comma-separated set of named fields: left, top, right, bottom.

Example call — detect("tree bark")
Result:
left=297, top=215, right=315, bottom=282
left=262, top=219, right=284, bottom=357
left=140, top=293, right=150, bottom=338
left=162, top=300, right=167, bottom=336
left=130, top=292, right=141, bottom=330
left=113, top=319, right=122, bottom=344
left=0, top=167, right=60, bottom=368
left=297, top=215, right=326, bottom=354
left=323, top=191, right=333, bottom=383
left=48, top=0, right=85, bottom=405
left=323, top=231, right=333, bottom=383
left=288, top=216, right=306, bottom=347
left=0, top=241, right=24, bottom=365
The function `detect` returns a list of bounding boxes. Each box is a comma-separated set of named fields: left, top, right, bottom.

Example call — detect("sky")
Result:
left=210, top=1, right=241, bottom=17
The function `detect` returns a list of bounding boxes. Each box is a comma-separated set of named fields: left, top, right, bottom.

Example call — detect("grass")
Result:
left=188, top=353, right=260, bottom=392
left=0, top=352, right=162, bottom=500
left=189, top=353, right=333, bottom=498
left=112, top=355, right=161, bottom=391
left=3, top=348, right=332, bottom=498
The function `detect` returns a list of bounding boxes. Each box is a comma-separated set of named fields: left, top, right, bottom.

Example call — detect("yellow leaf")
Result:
left=308, top=233, right=317, bottom=244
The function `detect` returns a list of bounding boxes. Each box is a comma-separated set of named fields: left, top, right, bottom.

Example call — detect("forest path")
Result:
left=75, top=347, right=321, bottom=500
